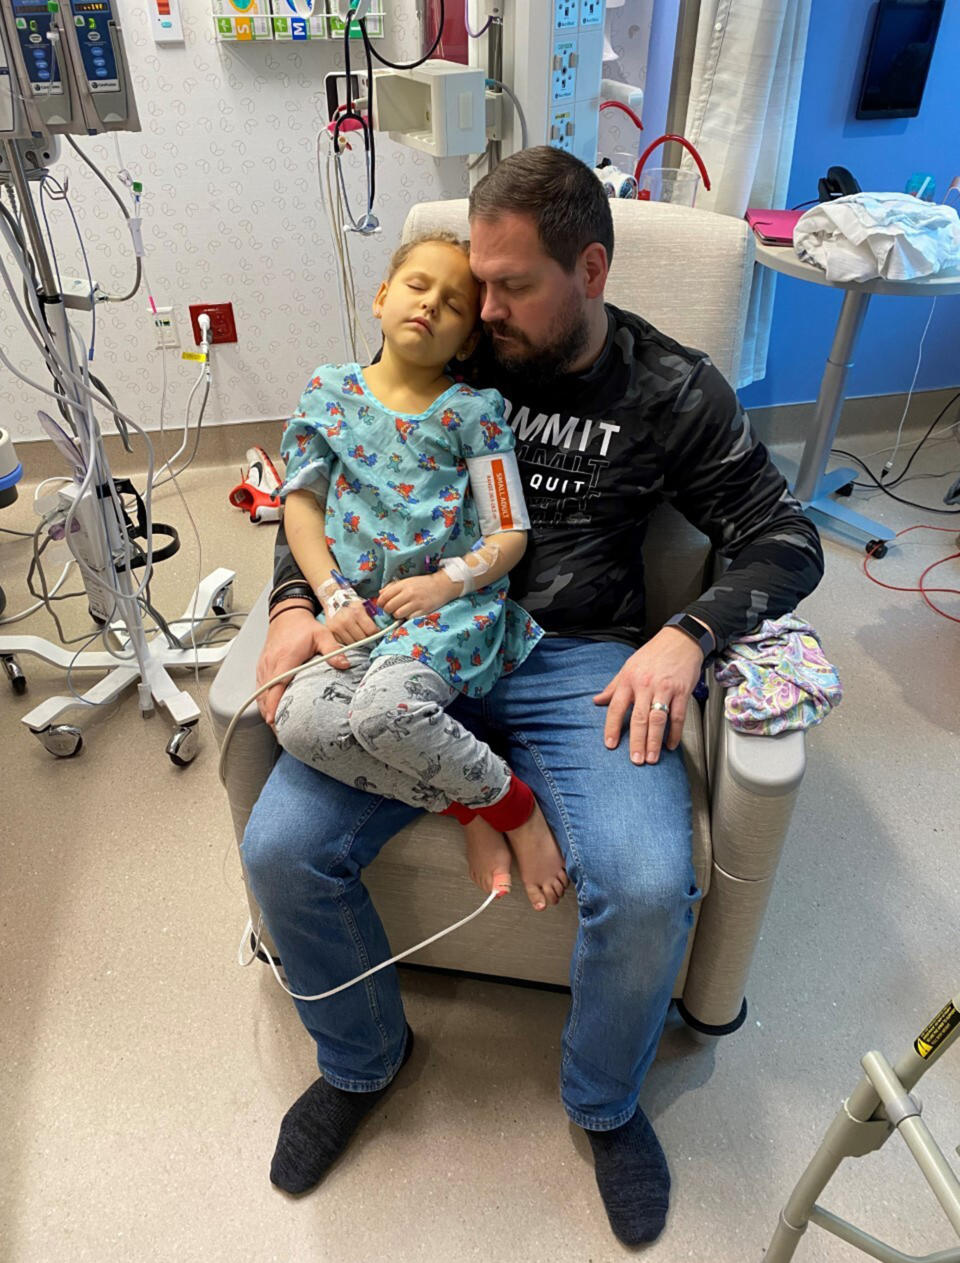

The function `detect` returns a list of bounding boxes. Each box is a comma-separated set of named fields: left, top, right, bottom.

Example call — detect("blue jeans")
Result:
left=242, top=637, right=699, bottom=1130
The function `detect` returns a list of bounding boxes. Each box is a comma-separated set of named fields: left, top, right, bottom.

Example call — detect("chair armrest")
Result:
left=208, top=582, right=278, bottom=845
left=704, top=668, right=805, bottom=880
left=680, top=671, right=806, bottom=1031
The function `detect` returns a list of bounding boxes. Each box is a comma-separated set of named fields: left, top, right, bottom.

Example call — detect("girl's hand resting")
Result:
left=325, top=600, right=379, bottom=646
left=378, top=572, right=459, bottom=621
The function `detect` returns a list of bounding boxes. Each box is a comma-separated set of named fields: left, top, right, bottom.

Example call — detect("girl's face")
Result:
left=373, top=241, right=480, bottom=369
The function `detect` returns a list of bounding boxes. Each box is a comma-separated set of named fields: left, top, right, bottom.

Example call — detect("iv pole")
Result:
left=0, top=138, right=235, bottom=765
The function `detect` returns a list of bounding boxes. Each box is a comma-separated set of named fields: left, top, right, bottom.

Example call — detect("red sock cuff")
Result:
left=440, top=802, right=478, bottom=825
left=476, top=774, right=536, bottom=832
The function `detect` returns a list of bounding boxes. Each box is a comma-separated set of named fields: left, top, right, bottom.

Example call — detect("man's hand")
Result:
left=257, top=606, right=350, bottom=727
left=378, top=572, right=459, bottom=621
left=593, top=627, right=706, bottom=765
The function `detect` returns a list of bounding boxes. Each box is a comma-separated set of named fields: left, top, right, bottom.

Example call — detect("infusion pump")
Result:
left=0, top=0, right=139, bottom=137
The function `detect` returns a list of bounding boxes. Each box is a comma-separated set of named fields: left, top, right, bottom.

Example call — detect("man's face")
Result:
left=469, top=213, right=591, bottom=380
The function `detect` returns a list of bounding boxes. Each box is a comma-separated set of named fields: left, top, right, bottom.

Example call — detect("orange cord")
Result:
left=863, top=525, right=960, bottom=623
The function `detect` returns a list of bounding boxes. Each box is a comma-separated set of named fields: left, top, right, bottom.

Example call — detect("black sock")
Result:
left=585, top=1105, right=671, bottom=1246
left=270, top=1026, right=415, bottom=1195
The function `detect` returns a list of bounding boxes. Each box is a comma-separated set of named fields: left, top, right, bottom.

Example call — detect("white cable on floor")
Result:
left=237, top=889, right=502, bottom=1000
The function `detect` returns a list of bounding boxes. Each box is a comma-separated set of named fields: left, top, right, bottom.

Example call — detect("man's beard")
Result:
left=486, top=304, right=591, bottom=384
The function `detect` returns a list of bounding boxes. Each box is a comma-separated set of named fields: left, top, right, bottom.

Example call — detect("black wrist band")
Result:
left=665, top=612, right=716, bottom=660
left=269, top=583, right=317, bottom=613
left=268, top=601, right=315, bottom=623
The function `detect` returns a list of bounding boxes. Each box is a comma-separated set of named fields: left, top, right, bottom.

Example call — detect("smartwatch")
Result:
left=665, top=613, right=716, bottom=660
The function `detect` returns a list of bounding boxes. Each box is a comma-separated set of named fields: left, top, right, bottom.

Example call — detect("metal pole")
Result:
left=862, top=1051, right=960, bottom=1239
left=2, top=140, right=58, bottom=294
left=488, top=14, right=502, bottom=170
left=792, top=289, right=870, bottom=504
left=1, top=139, right=156, bottom=697
left=663, top=0, right=701, bottom=170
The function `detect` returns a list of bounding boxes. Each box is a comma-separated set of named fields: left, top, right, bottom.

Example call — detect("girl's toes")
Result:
left=492, top=867, right=512, bottom=896
left=524, top=883, right=547, bottom=911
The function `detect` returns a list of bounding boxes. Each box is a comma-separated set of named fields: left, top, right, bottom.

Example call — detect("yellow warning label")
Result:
left=181, top=351, right=207, bottom=362
left=914, top=1001, right=960, bottom=1059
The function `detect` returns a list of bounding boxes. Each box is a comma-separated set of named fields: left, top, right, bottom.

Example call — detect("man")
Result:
left=243, top=147, right=823, bottom=1246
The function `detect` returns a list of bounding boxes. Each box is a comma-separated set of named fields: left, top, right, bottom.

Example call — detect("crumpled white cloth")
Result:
left=794, top=192, right=960, bottom=282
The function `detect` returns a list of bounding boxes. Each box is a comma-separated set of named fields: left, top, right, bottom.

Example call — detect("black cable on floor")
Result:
left=831, top=449, right=960, bottom=515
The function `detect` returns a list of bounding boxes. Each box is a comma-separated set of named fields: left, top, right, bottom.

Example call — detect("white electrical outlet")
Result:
left=153, top=306, right=180, bottom=349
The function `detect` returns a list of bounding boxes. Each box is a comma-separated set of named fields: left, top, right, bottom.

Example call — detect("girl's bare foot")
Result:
left=463, top=816, right=513, bottom=898
left=505, top=802, right=569, bottom=911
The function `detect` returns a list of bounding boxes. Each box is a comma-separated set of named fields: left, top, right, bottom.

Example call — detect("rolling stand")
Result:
left=0, top=138, right=236, bottom=765
left=1, top=568, right=236, bottom=764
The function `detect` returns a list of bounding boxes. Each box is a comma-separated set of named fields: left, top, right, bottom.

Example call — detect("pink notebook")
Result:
left=745, top=209, right=803, bottom=245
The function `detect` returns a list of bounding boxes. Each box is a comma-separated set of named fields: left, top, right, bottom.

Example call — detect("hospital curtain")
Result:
left=679, top=0, right=813, bottom=387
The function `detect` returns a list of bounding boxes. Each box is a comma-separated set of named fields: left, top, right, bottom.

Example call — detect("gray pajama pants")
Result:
left=274, top=647, right=511, bottom=813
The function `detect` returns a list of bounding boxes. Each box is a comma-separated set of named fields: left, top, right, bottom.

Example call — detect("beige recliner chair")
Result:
left=210, top=198, right=806, bottom=1037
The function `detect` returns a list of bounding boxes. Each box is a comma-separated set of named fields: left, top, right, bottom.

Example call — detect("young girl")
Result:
left=274, top=231, right=568, bottom=912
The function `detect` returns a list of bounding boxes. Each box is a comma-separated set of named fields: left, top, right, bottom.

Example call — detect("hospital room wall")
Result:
left=739, top=0, right=960, bottom=410
left=1, top=1, right=654, bottom=447
left=0, top=1, right=469, bottom=444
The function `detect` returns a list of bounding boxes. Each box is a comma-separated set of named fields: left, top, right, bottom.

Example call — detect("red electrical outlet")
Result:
left=188, top=302, right=238, bottom=344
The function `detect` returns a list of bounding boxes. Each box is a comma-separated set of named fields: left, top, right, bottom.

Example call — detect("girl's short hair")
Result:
left=387, top=230, right=470, bottom=279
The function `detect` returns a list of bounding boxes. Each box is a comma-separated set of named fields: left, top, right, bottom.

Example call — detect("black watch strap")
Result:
left=665, top=613, right=716, bottom=659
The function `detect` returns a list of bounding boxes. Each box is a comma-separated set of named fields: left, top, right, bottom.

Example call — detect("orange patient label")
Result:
left=467, top=451, right=530, bottom=534
left=490, top=459, right=514, bottom=530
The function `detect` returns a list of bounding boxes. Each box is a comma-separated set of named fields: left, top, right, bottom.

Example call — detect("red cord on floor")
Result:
left=864, top=525, right=960, bottom=623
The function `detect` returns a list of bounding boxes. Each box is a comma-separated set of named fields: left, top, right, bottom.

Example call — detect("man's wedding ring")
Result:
left=649, top=702, right=670, bottom=714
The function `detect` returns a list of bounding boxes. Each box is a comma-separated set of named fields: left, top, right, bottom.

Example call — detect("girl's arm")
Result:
left=377, top=529, right=527, bottom=621
left=282, top=489, right=338, bottom=593
left=441, top=528, right=527, bottom=592
left=284, top=489, right=378, bottom=643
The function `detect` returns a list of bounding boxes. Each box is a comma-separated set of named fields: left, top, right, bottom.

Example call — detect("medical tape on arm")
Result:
left=466, top=450, right=531, bottom=535
left=316, top=570, right=363, bottom=618
left=439, top=539, right=501, bottom=595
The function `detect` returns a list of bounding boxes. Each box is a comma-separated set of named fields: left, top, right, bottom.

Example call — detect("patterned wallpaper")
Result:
left=596, top=1, right=654, bottom=173
left=3, top=0, right=653, bottom=445
left=2, top=0, right=468, bottom=443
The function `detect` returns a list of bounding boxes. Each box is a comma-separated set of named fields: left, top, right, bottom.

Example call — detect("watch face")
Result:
left=671, top=615, right=712, bottom=653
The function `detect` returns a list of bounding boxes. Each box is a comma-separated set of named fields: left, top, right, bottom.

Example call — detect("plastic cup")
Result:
left=636, top=167, right=701, bottom=207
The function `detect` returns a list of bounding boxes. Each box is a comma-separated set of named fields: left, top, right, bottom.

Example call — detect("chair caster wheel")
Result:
left=167, top=723, right=199, bottom=767
left=836, top=482, right=854, bottom=497
left=1, top=654, right=26, bottom=694
left=212, top=581, right=234, bottom=618
left=866, top=539, right=888, bottom=559
left=38, top=725, right=83, bottom=758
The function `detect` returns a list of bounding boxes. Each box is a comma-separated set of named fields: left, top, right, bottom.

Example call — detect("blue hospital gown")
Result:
left=278, top=363, right=543, bottom=698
